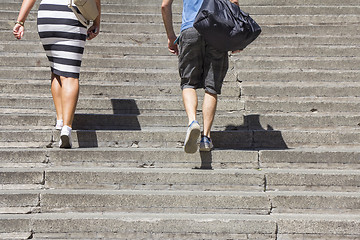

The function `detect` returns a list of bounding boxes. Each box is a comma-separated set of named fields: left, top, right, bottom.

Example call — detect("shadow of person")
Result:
left=216, top=114, right=288, bottom=150
left=76, top=130, right=98, bottom=148
left=194, top=151, right=213, bottom=170
left=245, top=114, right=288, bottom=149
left=72, top=99, right=141, bottom=148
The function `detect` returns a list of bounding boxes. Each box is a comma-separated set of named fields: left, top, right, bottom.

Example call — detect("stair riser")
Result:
left=0, top=130, right=359, bottom=149
left=245, top=100, right=360, bottom=113
left=1, top=114, right=359, bottom=129
left=2, top=68, right=359, bottom=83
left=3, top=43, right=360, bottom=58
left=242, top=85, right=360, bottom=98
left=3, top=56, right=360, bottom=70
left=0, top=149, right=259, bottom=169
left=3, top=21, right=360, bottom=36
left=3, top=32, right=360, bottom=46
left=0, top=84, right=239, bottom=98
left=3, top=170, right=358, bottom=192
left=0, top=216, right=276, bottom=239
left=2, top=192, right=358, bottom=215
left=3, top=5, right=360, bottom=15
left=0, top=99, right=243, bottom=113
left=4, top=12, right=360, bottom=25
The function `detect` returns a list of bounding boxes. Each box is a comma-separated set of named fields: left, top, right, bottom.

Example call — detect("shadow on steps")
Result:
left=72, top=99, right=141, bottom=148
left=218, top=114, right=289, bottom=150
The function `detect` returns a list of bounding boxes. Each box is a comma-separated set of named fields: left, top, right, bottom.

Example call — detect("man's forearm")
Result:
left=161, top=0, right=176, bottom=40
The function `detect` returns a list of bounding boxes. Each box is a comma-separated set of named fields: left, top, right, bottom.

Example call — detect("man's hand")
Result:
left=231, top=49, right=243, bottom=54
left=168, top=37, right=179, bottom=55
left=230, top=0, right=239, bottom=6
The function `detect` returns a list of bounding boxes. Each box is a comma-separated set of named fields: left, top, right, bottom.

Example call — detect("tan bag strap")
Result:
left=68, top=0, right=89, bottom=27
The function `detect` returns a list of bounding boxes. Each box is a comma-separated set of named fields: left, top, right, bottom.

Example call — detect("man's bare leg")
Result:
left=202, top=91, right=217, bottom=138
left=182, top=88, right=201, bottom=153
left=182, top=88, right=198, bottom=125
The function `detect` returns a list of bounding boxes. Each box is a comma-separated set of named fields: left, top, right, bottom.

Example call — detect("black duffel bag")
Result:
left=193, top=0, right=261, bottom=51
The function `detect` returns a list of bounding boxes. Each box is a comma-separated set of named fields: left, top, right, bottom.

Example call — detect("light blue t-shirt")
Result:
left=181, top=0, right=204, bottom=32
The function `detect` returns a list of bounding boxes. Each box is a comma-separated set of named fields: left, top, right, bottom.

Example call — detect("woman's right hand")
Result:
left=13, top=23, right=24, bottom=40
left=87, top=24, right=100, bottom=40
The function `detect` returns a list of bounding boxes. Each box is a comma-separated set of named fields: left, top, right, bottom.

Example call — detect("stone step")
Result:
left=1, top=41, right=171, bottom=56
left=264, top=168, right=360, bottom=192
left=3, top=41, right=360, bottom=57
left=3, top=21, right=360, bottom=36
left=0, top=81, right=240, bottom=98
left=3, top=80, right=360, bottom=98
left=3, top=4, right=360, bottom=15
left=0, top=67, right=182, bottom=83
left=102, top=14, right=360, bottom=26
left=0, top=189, right=270, bottom=215
left=3, top=31, right=360, bottom=47
left=0, top=96, right=243, bottom=112
left=3, top=93, right=360, bottom=114
left=2, top=167, right=359, bottom=192
left=241, top=81, right=360, bottom=97
left=0, top=55, right=179, bottom=70
left=0, top=167, right=264, bottom=191
left=3, top=10, right=360, bottom=25
left=0, top=148, right=259, bottom=169
left=3, top=0, right=360, bottom=5
left=260, top=147, right=360, bottom=169
left=2, top=189, right=360, bottom=215
left=0, top=82, right=185, bottom=97
left=268, top=191, right=360, bottom=214
left=234, top=56, right=360, bottom=71
left=1, top=147, right=359, bottom=169
left=0, top=112, right=359, bottom=130
left=0, top=212, right=276, bottom=239
left=0, top=113, right=247, bottom=130
left=244, top=97, right=360, bottom=113
left=1, top=67, right=359, bottom=83
left=3, top=1, right=359, bottom=13
left=274, top=213, right=360, bottom=239
left=3, top=54, right=360, bottom=71
left=237, top=69, right=360, bottom=82
left=1, top=212, right=359, bottom=239
left=0, top=127, right=359, bottom=149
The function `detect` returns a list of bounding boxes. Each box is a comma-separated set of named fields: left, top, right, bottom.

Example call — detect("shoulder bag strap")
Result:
left=68, top=0, right=89, bottom=27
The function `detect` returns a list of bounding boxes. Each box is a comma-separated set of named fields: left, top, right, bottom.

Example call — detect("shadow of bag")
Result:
left=193, top=0, right=261, bottom=51
left=68, top=0, right=99, bottom=27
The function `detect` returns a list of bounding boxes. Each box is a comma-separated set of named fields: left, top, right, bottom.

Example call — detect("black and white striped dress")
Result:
left=37, top=0, right=87, bottom=79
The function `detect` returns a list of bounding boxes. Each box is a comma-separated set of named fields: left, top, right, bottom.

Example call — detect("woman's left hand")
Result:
left=87, top=24, right=99, bottom=40
left=13, top=23, right=25, bottom=40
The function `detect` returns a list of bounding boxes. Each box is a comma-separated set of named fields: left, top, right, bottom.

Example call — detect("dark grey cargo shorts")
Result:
left=178, top=27, right=229, bottom=95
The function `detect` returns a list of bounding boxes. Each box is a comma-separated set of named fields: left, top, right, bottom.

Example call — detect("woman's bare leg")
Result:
left=51, top=73, right=63, bottom=122
left=60, top=76, right=79, bottom=128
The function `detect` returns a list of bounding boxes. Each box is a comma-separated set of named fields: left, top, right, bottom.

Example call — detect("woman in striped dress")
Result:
left=13, top=0, right=101, bottom=148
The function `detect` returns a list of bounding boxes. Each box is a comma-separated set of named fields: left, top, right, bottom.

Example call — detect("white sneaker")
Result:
left=184, top=120, right=201, bottom=154
left=55, top=120, right=63, bottom=130
left=199, top=135, right=214, bottom=151
left=59, top=125, right=72, bottom=148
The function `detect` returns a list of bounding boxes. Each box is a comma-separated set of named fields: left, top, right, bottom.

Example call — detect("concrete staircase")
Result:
left=1, top=0, right=360, bottom=239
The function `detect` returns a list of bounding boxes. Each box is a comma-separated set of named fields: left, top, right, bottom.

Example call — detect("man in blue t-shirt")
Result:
left=161, top=0, right=240, bottom=154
